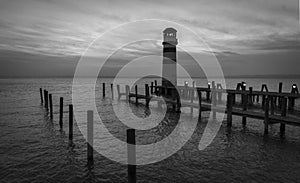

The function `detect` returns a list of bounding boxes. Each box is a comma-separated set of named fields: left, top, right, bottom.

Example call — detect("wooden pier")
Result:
left=117, top=81, right=300, bottom=137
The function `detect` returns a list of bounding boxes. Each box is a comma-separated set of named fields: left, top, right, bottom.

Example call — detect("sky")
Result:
left=0, top=0, right=299, bottom=78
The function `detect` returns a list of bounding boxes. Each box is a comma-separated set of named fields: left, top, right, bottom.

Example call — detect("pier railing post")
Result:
left=227, top=93, right=233, bottom=127
left=102, top=83, right=105, bottom=98
left=264, top=97, right=270, bottom=135
left=127, top=129, right=136, bottom=183
left=59, top=97, right=63, bottom=129
left=69, top=104, right=73, bottom=146
left=87, top=110, right=94, bottom=166
left=49, top=94, right=53, bottom=119
left=40, top=88, right=43, bottom=104
left=280, top=98, right=287, bottom=138
left=206, top=83, right=211, bottom=101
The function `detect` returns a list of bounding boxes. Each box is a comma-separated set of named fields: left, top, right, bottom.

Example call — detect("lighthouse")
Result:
left=162, top=28, right=178, bottom=91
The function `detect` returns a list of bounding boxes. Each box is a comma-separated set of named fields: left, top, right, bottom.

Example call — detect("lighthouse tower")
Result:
left=162, top=28, right=178, bottom=90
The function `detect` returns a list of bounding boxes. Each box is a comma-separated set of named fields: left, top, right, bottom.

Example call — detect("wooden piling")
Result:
left=49, top=94, right=53, bottom=119
left=44, top=90, right=48, bottom=110
left=117, top=85, right=121, bottom=100
left=145, top=84, right=150, bottom=107
left=59, top=97, right=63, bottom=129
left=102, top=83, right=105, bottom=97
left=127, top=129, right=136, bottom=183
left=212, top=81, right=216, bottom=119
left=264, top=97, right=270, bottom=135
left=249, top=87, right=253, bottom=105
left=280, top=98, right=287, bottom=138
left=278, top=82, right=283, bottom=109
left=69, top=104, right=73, bottom=146
left=206, top=83, right=210, bottom=101
left=242, top=87, right=247, bottom=126
left=150, top=82, right=154, bottom=94
left=154, top=80, right=157, bottom=94
left=126, top=85, right=130, bottom=101
left=227, top=93, right=233, bottom=127
left=197, top=90, right=202, bottom=122
left=111, top=83, right=114, bottom=99
left=87, top=110, right=94, bottom=166
left=135, top=85, right=138, bottom=104
left=39, top=88, right=43, bottom=104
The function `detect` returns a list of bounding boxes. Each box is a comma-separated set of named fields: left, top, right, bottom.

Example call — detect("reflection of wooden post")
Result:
left=127, top=129, right=136, bottom=183
left=264, top=97, right=269, bottom=135
left=102, top=83, right=105, bottom=97
left=49, top=94, right=53, bottom=119
left=87, top=110, right=94, bottom=166
left=59, top=97, right=63, bottom=129
left=280, top=98, right=287, bottom=138
left=227, top=93, right=233, bottom=127
left=69, top=104, right=73, bottom=146
left=39, top=88, right=43, bottom=104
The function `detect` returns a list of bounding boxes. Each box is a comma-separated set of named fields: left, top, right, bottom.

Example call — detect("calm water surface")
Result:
left=1, top=78, right=300, bottom=183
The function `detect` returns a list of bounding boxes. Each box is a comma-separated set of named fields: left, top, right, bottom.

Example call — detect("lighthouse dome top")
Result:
left=163, top=27, right=177, bottom=33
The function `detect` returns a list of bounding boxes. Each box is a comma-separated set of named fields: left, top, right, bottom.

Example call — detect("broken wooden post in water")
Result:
left=87, top=110, right=94, bottom=166
left=39, top=88, right=43, bottom=104
left=49, top=94, right=53, bottom=119
left=59, top=97, right=63, bottom=129
left=69, top=104, right=73, bottom=146
left=127, top=129, right=136, bottom=183
left=102, top=83, right=105, bottom=97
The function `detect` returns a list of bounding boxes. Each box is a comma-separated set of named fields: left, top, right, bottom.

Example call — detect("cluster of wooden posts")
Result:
left=39, top=81, right=299, bottom=183
left=39, top=84, right=137, bottom=183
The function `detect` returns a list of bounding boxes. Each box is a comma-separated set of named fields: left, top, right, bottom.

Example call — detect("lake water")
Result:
left=1, top=78, right=300, bottom=183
